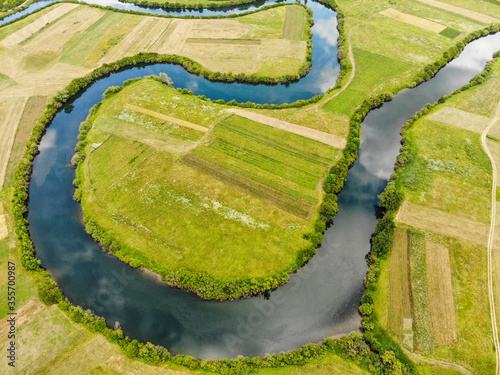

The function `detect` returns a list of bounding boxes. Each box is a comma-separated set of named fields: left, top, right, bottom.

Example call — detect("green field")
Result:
left=78, top=78, right=339, bottom=295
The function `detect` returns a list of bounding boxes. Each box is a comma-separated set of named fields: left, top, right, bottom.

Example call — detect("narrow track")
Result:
left=481, top=98, right=500, bottom=375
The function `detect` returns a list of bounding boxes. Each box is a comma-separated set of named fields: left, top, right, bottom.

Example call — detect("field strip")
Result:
left=186, top=38, right=261, bottom=45
left=125, top=104, right=208, bottom=133
left=0, top=96, right=28, bottom=188
left=0, top=203, right=7, bottom=241
left=96, top=18, right=161, bottom=64
left=481, top=98, right=500, bottom=375
left=283, top=6, right=305, bottom=40
left=428, top=106, right=492, bottom=134
left=425, top=240, right=457, bottom=346
left=380, top=8, right=446, bottom=33
left=416, top=0, right=500, bottom=23
left=225, top=109, right=346, bottom=148
left=396, top=201, right=491, bottom=246
left=388, top=227, right=412, bottom=340
left=0, top=3, right=79, bottom=46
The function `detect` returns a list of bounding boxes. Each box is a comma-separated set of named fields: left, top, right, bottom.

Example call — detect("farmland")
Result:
left=373, top=57, right=500, bottom=374
left=78, top=78, right=340, bottom=294
left=0, top=2, right=309, bottom=189
left=1, top=0, right=500, bottom=374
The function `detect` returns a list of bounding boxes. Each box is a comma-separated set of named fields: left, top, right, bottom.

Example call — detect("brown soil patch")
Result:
left=380, top=8, right=446, bottom=33
left=226, top=108, right=347, bottom=148
left=388, top=227, right=412, bottom=340
left=416, top=0, right=500, bottom=23
left=425, top=240, right=458, bottom=347
left=427, top=106, right=492, bottom=134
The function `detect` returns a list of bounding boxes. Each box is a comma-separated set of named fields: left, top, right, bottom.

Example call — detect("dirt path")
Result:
left=481, top=99, right=500, bottom=375
left=408, top=352, right=473, bottom=375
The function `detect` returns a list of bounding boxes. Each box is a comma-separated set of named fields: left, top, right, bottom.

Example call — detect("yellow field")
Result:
left=380, top=8, right=446, bottom=33
left=425, top=240, right=457, bottom=347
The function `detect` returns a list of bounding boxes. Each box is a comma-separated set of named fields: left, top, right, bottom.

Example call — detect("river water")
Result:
left=4, top=0, right=499, bottom=359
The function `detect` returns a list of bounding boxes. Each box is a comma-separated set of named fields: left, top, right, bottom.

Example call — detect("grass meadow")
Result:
left=80, top=79, right=339, bottom=283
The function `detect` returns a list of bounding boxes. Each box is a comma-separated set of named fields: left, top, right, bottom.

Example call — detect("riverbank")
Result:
left=368, top=47, right=500, bottom=375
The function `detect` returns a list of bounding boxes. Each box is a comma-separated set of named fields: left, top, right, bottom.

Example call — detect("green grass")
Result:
left=79, top=78, right=333, bottom=284
left=206, top=137, right=320, bottom=189
left=60, top=12, right=128, bottom=65
left=400, top=116, right=492, bottom=225
left=373, top=59, right=500, bottom=374
left=283, top=6, right=305, bottom=40
left=439, top=27, right=461, bottom=39
left=407, top=230, right=434, bottom=355
left=325, top=48, right=414, bottom=115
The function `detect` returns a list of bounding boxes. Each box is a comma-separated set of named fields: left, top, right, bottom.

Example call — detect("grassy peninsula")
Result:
left=75, top=78, right=343, bottom=300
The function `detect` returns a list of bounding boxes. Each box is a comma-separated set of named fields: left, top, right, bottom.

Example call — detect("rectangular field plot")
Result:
left=186, top=38, right=261, bottom=45
left=180, top=115, right=336, bottom=218
left=380, top=8, right=446, bottom=33
left=425, top=240, right=458, bottom=347
left=283, top=6, right=305, bottom=40
left=180, top=153, right=315, bottom=219
left=388, top=227, right=412, bottom=341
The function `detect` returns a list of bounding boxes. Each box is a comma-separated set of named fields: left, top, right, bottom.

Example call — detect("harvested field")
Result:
left=226, top=108, right=347, bottom=148
left=21, top=7, right=105, bottom=57
left=283, top=5, right=305, bottom=40
left=380, top=8, right=446, bottom=33
left=186, top=38, right=261, bottom=45
left=0, top=97, right=27, bottom=188
left=416, top=0, right=500, bottom=23
left=0, top=3, right=78, bottom=46
left=396, top=201, right=490, bottom=246
left=388, top=227, right=412, bottom=341
left=125, top=104, right=209, bottom=133
left=425, top=240, right=458, bottom=347
left=427, top=106, right=491, bottom=134
left=100, top=17, right=171, bottom=64
left=0, top=203, right=6, bottom=241
left=3, top=95, right=46, bottom=187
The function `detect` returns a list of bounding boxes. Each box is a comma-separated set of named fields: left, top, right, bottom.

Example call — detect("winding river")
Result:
left=3, top=0, right=500, bottom=360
